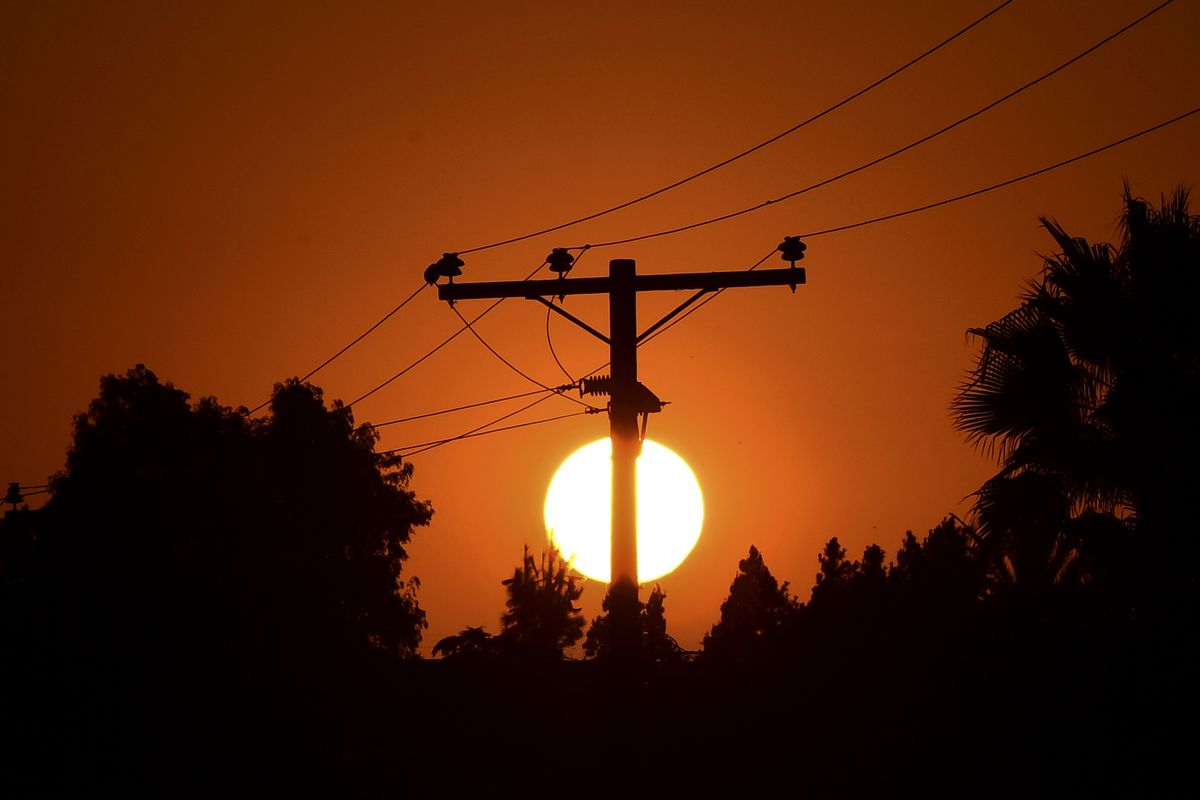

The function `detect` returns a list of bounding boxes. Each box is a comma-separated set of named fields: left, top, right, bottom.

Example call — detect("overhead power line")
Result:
left=380, top=391, right=598, bottom=459
left=347, top=262, right=546, bottom=408
left=382, top=409, right=595, bottom=459
left=3, top=487, right=49, bottom=501
left=250, top=282, right=428, bottom=415
left=794, top=106, right=1200, bottom=238
left=297, top=283, right=427, bottom=384
left=568, top=0, right=1176, bottom=251
left=450, top=304, right=598, bottom=411
left=451, top=0, right=1015, bottom=256
left=376, top=106, right=1200, bottom=461
left=638, top=104, right=1200, bottom=348
left=367, top=387, right=557, bottom=428
left=546, top=297, right=577, bottom=384
left=543, top=245, right=593, bottom=384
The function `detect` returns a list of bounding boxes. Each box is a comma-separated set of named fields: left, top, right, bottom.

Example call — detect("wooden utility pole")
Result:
left=437, top=252, right=806, bottom=668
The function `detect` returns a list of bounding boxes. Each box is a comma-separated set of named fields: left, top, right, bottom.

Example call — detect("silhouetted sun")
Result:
left=543, top=438, right=703, bottom=583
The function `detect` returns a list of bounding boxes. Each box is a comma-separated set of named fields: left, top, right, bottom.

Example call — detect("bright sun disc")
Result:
left=544, top=438, right=703, bottom=583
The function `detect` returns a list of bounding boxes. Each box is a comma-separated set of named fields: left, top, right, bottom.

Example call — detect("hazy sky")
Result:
left=3, top=0, right=1197, bottom=651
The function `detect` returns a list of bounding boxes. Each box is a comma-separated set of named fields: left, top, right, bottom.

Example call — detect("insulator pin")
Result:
left=424, top=252, right=465, bottom=284
left=779, top=236, right=807, bottom=265
left=547, top=248, right=574, bottom=276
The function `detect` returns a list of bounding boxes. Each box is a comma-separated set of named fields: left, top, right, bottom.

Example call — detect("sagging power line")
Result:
left=381, top=408, right=600, bottom=460
left=365, top=102, right=1198, bottom=455
left=449, top=304, right=600, bottom=411
left=633, top=104, right=1200, bottom=349
left=346, top=261, right=547, bottom=408
left=367, top=387, right=564, bottom=428
left=559, top=0, right=1176, bottom=251
left=451, top=0, right=1015, bottom=255
left=249, top=283, right=429, bottom=415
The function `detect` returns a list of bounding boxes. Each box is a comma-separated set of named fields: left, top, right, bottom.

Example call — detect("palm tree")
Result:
left=953, top=185, right=1200, bottom=588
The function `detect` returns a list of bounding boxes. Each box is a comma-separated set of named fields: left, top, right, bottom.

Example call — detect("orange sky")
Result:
left=3, top=0, right=1198, bottom=652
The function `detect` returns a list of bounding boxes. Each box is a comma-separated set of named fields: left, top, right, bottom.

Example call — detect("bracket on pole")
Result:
left=527, top=296, right=610, bottom=344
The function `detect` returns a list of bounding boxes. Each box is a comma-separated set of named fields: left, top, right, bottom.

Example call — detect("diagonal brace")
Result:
left=527, top=296, right=611, bottom=344
left=637, top=289, right=711, bottom=343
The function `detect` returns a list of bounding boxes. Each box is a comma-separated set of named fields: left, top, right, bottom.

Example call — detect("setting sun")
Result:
left=543, top=438, right=704, bottom=583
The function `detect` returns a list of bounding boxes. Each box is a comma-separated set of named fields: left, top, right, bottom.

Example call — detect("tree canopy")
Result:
left=432, top=545, right=586, bottom=664
left=1, top=366, right=433, bottom=787
left=31, top=365, right=433, bottom=657
left=583, top=583, right=684, bottom=665
left=701, top=545, right=799, bottom=664
left=498, top=545, right=585, bottom=661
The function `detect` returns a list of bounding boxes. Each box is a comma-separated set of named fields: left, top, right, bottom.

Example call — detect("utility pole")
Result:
left=432, top=240, right=807, bottom=669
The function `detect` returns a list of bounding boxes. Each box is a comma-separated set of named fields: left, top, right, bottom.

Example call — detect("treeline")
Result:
left=1, top=187, right=1196, bottom=792
left=0, top=364, right=1190, bottom=794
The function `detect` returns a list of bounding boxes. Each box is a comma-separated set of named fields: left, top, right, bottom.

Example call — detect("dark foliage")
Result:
left=433, top=545, right=585, bottom=666
left=498, top=545, right=585, bottom=660
left=953, top=186, right=1200, bottom=603
left=700, top=545, right=799, bottom=665
left=432, top=625, right=496, bottom=661
left=583, top=583, right=684, bottom=665
left=0, top=365, right=431, bottom=790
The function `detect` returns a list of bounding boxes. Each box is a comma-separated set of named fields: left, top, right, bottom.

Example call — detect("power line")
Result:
left=4, top=487, right=49, bottom=502
left=544, top=245, right=593, bottom=384
left=242, top=0, right=1134, bottom=416
left=380, top=390, right=597, bottom=458
left=249, top=282, right=428, bottom=415
left=570, top=0, right=1176, bottom=251
left=637, top=104, right=1200, bottom=348
left=382, top=409, right=595, bottom=459
left=546, top=297, right=577, bottom=384
left=450, top=304, right=598, bottom=410
left=795, top=105, right=1200, bottom=238
left=346, top=262, right=546, bottom=408
left=360, top=103, right=1198, bottom=442
left=379, top=97, right=1194, bottom=461
left=367, top=387, right=559, bottom=428
left=451, top=0, right=1016, bottom=256
left=299, top=283, right=427, bottom=383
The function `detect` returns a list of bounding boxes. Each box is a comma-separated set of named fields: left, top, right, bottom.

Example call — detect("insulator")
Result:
left=4, top=483, right=23, bottom=505
left=778, top=236, right=807, bottom=265
left=547, top=248, right=574, bottom=276
left=435, top=252, right=464, bottom=279
left=580, top=375, right=613, bottom=397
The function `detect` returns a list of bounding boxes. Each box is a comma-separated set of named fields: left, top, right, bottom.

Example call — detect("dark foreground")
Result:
left=5, top=619, right=1194, bottom=797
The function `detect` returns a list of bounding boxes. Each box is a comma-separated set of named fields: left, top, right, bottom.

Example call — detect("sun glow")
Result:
left=543, top=438, right=704, bottom=583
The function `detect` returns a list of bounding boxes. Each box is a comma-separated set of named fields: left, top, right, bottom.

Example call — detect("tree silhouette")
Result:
left=890, top=517, right=986, bottom=612
left=0, top=366, right=433, bottom=787
left=583, top=583, right=683, bottom=664
left=808, top=536, right=858, bottom=608
left=496, top=545, right=585, bottom=661
left=432, top=625, right=497, bottom=662
left=701, top=545, right=798, bottom=664
left=953, top=186, right=1200, bottom=589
